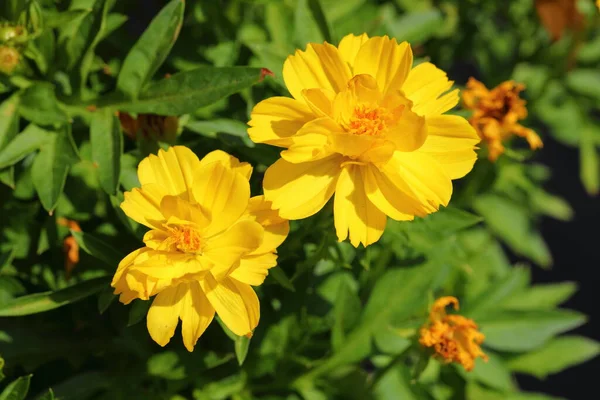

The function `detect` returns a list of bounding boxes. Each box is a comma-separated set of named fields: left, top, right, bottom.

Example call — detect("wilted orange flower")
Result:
left=535, top=0, right=584, bottom=41
left=0, top=46, right=19, bottom=75
left=57, top=218, right=82, bottom=278
left=118, top=112, right=178, bottom=143
left=463, top=78, right=542, bottom=161
left=419, top=296, right=487, bottom=372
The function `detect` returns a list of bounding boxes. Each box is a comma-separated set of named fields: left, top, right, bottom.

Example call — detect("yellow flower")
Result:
left=112, top=146, right=289, bottom=351
left=463, top=78, right=543, bottom=161
left=248, top=34, right=480, bottom=248
left=419, top=296, right=487, bottom=371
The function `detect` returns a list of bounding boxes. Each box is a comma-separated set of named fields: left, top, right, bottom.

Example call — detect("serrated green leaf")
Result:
left=0, top=277, right=109, bottom=317
left=480, top=310, right=586, bottom=352
left=71, top=230, right=123, bottom=267
left=90, top=108, right=123, bottom=195
left=458, top=353, right=515, bottom=392
left=0, top=124, right=50, bottom=169
left=18, top=83, right=68, bottom=125
left=127, top=299, right=151, bottom=327
left=105, top=67, right=267, bottom=115
left=502, top=282, right=577, bottom=311
left=117, top=0, right=184, bottom=98
left=507, top=335, right=600, bottom=378
left=31, top=126, right=78, bottom=212
left=0, top=375, right=31, bottom=400
left=235, top=335, right=251, bottom=366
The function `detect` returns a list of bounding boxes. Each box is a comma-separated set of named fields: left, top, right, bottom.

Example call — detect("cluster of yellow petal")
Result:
left=419, top=296, right=488, bottom=371
left=112, top=146, right=289, bottom=351
left=463, top=78, right=543, bottom=161
left=248, top=33, right=480, bottom=248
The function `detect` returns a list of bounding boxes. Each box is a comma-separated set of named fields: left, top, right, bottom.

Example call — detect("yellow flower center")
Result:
left=347, top=104, right=389, bottom=137
left=168, top=225, right=203, bottom=253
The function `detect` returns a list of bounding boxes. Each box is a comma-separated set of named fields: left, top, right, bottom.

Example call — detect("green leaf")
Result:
left=117, top=0, right=185, bottom=98
left=466, top=382, right=565, bottom=400
left=97, top=286, right=117, bottom=314
left=566, top=69, right=600, bottom=102
left=386, top=9, right=443, bottom=44
left=105, top=67, right=268, bottom=115
left=306, top=0, right=332, bottom=43
left=305, top=263, right=440, bottom=377
left=37, top=388, right=55, bottom=400
left=481, top=310, right=587, bottom=352
left=267, top=266, right=295, bottom=292
left=373, top=364, right=419, bottom=400
left=473, top=194, right=552, bottom=267
left=0, top=277, right=109, bottom=317
left=502, top=282, right=577, bottom=311
left=62, top=0, right=110, bottom=91
left=185, top=118, right=254, bottom=147
left=507, top=335, right=600, bottom=378
left=31, top=126, right=78, bottom=212
left=459, top=353, right=515, bottom=392
left=294, top=0, right=325, bottom=45
left=71, top=230, right=123, bottom=267
left=463, top=267, right=530, bottom=320
left=235, top=335, right=251, bottom=366
left=0, top=375, right=31, bottom=400
left=43, top=10, right=88, bottom=29
left=330, top=274, right=361, bottom=352
left=127, top=299, right=151, bottom=327
left=0, top=94, right=20, bottom=151
left=147, top=352, right=186, bottom=380
left=0, top=124, right=51, bottom=169
left=18, top=83, right=68, bottom=126
left=90, top=108, right=123, bottom=195
left=580, top=126, right=599, bottom=196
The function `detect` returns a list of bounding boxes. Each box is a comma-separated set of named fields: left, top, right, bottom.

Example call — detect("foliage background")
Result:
left=0, top=0, right=598, bottom=399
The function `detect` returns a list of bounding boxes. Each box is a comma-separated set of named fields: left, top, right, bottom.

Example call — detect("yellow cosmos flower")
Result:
left=248, top=33, right=480, bottom=248
left=463, top=78, right=542, bottom=161
left=111, top=146, right=289, bottom=351
left=419, top=296, right=487, bottom=372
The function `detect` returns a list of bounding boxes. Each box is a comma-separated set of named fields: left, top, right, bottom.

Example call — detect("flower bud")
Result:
left=0, top=46, right=20, bottom=75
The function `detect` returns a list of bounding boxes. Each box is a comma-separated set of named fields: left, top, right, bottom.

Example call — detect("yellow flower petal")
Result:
left=203, top=220, right=264, bottom=281
left=264, top=156, right=342, bottom=220
left=248, top=97, right=314, bottom=148
left=302, top=88, right=336, bottom=117
left=244, top=196, right=290, bottom=255
left=147, top=284, right=186, bottom=347
left=418, top=115, right=480, bottom=179
left=199, top=150, right=253, bottom=181
left=382, top=152, right=453, bottom=210
left=160, top=195, right=210, bottom=228
left=402, top=62, right=458, bottom=117
left=283, top=43, right=352, bottom=101
left=280, top=117, right=337, bottom=164
left=381, top=94, right=427, bottom=152
left=338, top=33, right=370, bottom=68
left=353, top=36, right=413, bottom=95
left=230, top=253, right=278, bottom=286
left=334, top=165, right=386, bottom=247
left=200, top=274, right=259, bottom=337
left=137, top=146, right=200, bottom=201
left=363, top=164, right=429, bottom=220
left=191, top=161, right=250, bottom=237
left=180, top=280, right=215, bottom=352
left=129, top=252, right=207, bottom=280
left=121, top=183, right=168, bottom=229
